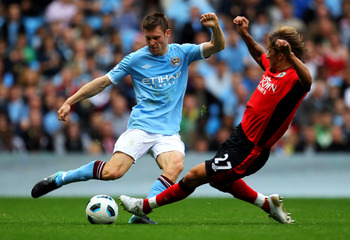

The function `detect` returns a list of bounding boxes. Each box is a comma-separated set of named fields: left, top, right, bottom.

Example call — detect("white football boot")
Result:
left=119, top=195, right=147, bottom=216
left=267, top=194, right=295, bottom=224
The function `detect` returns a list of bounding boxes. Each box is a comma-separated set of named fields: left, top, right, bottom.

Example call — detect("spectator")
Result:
left=273, top=0, right=307, bottom=34
left=241, top=63, right=263, bottom=95
left=103, top=93, right=130, bottom=139
left=209, top=126, right=232, bottom=151
left=326, top=125, right=349, bottom=152
left=20, top=0, right=52, bottom=17
left=64, top=121, right=84, bottom=152
left=217, top=28, right=250, bottom=74
left=55, top=67, right=79, bottom=97
left=180, top=6, right=210, bottom=44
left=43, top=94, right=63, bottom=137
left=7, top=84, right=28, bottom=130
left=296, top=80, right=333, bottom=126
left=250, top=10, right=272, bottom=44
left=321, top=30, right=349, bottom=83
left=303, top=0, right=328, bottom=26
left=100, top=120, right=116, bottom=154
left=3, top=46, right=28, bottom=82
left=295, top=125, right=322, bottom=153
left=314, top=111, right=334, bottom=151
left=204, top=60, right=233, bottom=101
left=0, top=3, right=25, bottom=48
left=114, top=0, right=140, bottom=32
left=96, top=13, right=115, bottom=41
left=164, top=0, right=215, bottom=31
left=188, top=73, right=223, bottom=132
left=180, top=93, right=199, bottom=149
left=0, top=111, right=25, bottom=152
left=37, top=36, right=63, bottom=79
left=44, top=0, right=77, bottom=27
left=232, top=83, right=250, bottom=127
left=20, top=108, right=53, bottom=152
left=15, top=33, right=36, bottom=67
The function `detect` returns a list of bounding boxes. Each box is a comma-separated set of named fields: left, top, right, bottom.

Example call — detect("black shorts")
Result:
left=205, top=124, right=270, bottom=184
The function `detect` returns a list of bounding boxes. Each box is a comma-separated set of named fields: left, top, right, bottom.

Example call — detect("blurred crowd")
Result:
left=0, top=0, right=350, bottom=155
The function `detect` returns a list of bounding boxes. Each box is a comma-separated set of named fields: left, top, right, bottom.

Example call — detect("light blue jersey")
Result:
left=106, top=43, right=205, bottom=135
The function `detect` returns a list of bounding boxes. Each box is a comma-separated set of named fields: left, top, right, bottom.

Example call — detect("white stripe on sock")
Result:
left=253, top=193, right=266, bottom=207
left=158, top=175, right=172, bottom=188
left=97, top=161, right=106, bottom=179
left=148, top=196, right=159, bottom=209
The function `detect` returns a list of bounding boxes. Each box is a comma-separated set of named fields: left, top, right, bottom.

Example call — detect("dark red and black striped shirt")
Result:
left=241, top=54, right=310, bottom=149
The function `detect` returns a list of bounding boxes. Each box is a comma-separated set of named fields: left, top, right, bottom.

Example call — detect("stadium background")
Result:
left=0, top=0, right=349, bottom=197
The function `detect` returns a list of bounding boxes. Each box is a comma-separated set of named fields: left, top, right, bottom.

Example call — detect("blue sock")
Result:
left=147, top=179, right=167, bottom=198
left=55, top=161, right=96, bottom=187
left=146, top=175, right=174, bottom=198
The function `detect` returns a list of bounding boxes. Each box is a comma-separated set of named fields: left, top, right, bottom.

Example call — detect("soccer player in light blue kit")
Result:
left=31, top=12, right=225, bottom=224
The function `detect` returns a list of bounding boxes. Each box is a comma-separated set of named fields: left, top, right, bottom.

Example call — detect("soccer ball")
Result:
left=85, top=194, right=118, bottom=224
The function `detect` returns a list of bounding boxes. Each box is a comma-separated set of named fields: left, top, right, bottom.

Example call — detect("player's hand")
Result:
left=233, top=16, right=249, bottom=35
left=275, top=39, right=292, bottom=58
left=57, top=102, right=71, bottom=121
left=200, top=13, right=219, bottom=28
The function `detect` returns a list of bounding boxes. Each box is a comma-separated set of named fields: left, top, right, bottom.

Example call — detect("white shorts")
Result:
left=113, top=129, right=185, bottom=162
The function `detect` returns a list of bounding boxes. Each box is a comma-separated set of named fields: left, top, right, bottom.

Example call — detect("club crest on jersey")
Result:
left=276, top=72, right=286, bottom=77
left=171, top=56, right=181, bottom=67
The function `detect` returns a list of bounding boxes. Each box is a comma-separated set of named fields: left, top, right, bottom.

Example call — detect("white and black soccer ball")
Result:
left=85, top=194, right=118, bottom=224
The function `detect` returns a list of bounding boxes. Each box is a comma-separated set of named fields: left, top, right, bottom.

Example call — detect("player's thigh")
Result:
left=113, top=129, right=154, bottom=163
left=152, top=134, right=185, bottom=170
left=102, top=152, right=134, bottom=179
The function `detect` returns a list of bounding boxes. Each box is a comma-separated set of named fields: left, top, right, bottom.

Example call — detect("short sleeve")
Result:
left=106, top=54, right=131, bottom=85
left=180, top=43, right=203, bottom=63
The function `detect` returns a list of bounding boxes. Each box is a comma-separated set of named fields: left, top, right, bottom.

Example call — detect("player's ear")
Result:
left=165, top=29, right=171, bottom=38
left=278, top=52, right=285, bottom=61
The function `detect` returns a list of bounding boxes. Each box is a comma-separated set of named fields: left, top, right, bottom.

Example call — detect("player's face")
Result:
left=144, top=26, right=170, bottom=56
left=266, top=42, right=278, bottom=72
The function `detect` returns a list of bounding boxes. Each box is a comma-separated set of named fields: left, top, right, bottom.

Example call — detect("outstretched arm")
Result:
left=201, top=13, right=225, bottom=58
left=275, top=39, right=312, bottom=88
left=57, top=75, right=113, bottom=121
left=233, top=16, right=266, bottom=68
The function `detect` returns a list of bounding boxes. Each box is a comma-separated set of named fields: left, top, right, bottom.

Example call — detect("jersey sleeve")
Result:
left=261, top=54, right=269, bottom=71
left=106, top=54, right=131, bottom=85
left=180, top=43, right=204, bottom=63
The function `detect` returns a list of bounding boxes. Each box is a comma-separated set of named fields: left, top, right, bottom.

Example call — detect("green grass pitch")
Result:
left=1, top=197, right=349, bottom=240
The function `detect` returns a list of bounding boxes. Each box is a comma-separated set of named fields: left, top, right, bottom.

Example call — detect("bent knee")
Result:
left=173, top=160, right=184, bottom=174
left=163, top=158, right=184, bottom=175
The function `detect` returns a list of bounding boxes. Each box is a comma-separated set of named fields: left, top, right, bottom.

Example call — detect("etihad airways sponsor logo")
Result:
left=257, top=75, right=278, bottom=95
left=142, top=71, right=181, bottom=88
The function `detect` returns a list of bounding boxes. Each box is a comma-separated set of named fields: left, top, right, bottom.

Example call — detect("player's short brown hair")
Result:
left=268, top=26, right=308, bottom=62
left=142, top=12, right=169, bottom=33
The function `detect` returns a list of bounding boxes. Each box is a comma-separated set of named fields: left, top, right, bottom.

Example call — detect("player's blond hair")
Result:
left=268, top=26, right=308, bottom=62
